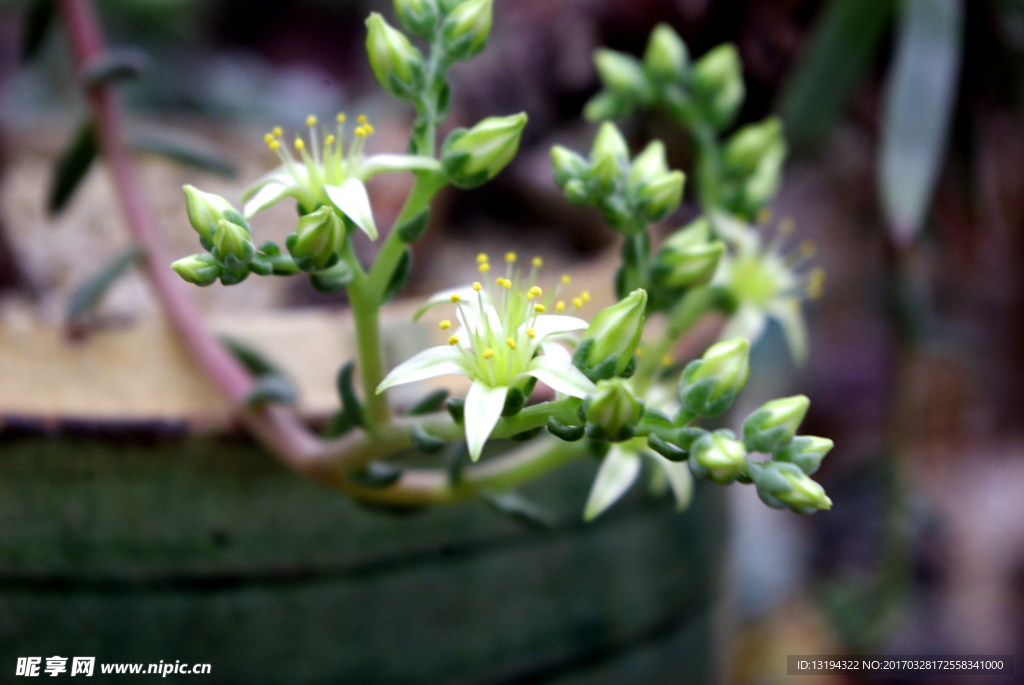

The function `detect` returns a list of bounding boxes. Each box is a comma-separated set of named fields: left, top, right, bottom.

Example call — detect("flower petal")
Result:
left=768, top=298, right=808, bottom=366
left=525, top=315, right=588, bottom=340
left=649, top=453, right=694, bottom=511
left=525, top=356, right=596, bottom=398
left=463, top=381, right=509, bottom=462
left=412, top=286, right=482, bottom=320
left=583, top=446, right=641, bottom=521
left=539, top=340, right=572, bottom=364
left=325, top=178, right=378, bottom=240
left=243, top=181, right=291, bottom=218
left=376, top=346, right=472, bottom=394
left=719, top=303, right=767, bottom=346
left=360, top=154, right=442, bottom=178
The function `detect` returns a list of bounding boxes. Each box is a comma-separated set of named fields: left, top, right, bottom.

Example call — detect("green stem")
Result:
left=347, top=275, right=390, bottom=430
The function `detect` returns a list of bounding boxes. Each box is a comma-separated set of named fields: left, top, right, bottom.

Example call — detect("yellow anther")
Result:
left=306, top=115, right=318, bottom=128
left=527, top=293, right=534, bottom=301
left=501, top=279, right=511, bottom=289
left=779, top=216, right=796, bottom=235
left=534, top=304, right=546, bottom=313
left=561, top=274, right=571, bottom=285
left=294, top=138, right=305, bottom=151
left=268, top=140, right=281, bottom=151
left=483, top=348, right=494, bottom=359
left=439, top=320, right=451, bottom=330
left=532, top=256, right=543, bottom=268
left=358, top=114, right=368, bottom=124
left=661, top=354, right=674, bottom=367
left=506, top=338, right=517, bottom=350
left=478, top=263, right=491, bottom=273
left=337, top=113, right=347, bottom=123
left=355, top=126, right=367, bottom=137
left=526, top=328, right=536, bottom=339
left=529, top=286, right=542, bottom=297
left=448, top=335, right=459, bottom=346
left=272, top=126, right=283, bottom=137
left=572, top=298, right=583, bottom=308
left=476, top=253, right=488, bottom=263
left=264, top=133, right=275, bottom=144
left=325, top=134, right=335, bottom=146
left=556, top=301, right=566, bottom=312
left=473, top=282, right=482, bottom=291
left=799, top=240, right=816, bottom=258
left=756, top=208, right=773, bottom=225
left=505, top=251, right=517, bottom=263
left=581, top=291, right=590, bottom=302
left=451, top=294, right=461, bottom=303
left=364, top=124, right=375, bottom=135
left=808, top=267, right=826, bottom=300
left=495, top=277, right=504, bottom=286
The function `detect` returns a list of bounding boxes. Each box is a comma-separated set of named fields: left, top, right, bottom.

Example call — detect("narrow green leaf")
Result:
left=381, top=247, right=412, bottom=303
left=411, top=424, right=446, bottom=453
left=129, top=130, right=236, bottom=178
left=20, top=0, right=56, bottom=63
left=337, top=361, right=365, bottom=428
left=349, top=462, right=403, bottom=489
left=880, top=0, right=964, bottom=245
left=66, top=246, right=144, bottom=324
left=81, top=47, right=149, bottom=87
left=244, top=373, right=297, bottom=407
left=406, top=388, right=449, bottom=416
left=780, top=0, right=894, bottom=149
left=219, top=336, right=283, bottom=377
left=49, top=120, right=98, bottom=215
left=481, top=490, right=558, bottom=529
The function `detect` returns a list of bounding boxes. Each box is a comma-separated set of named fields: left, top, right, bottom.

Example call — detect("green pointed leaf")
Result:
left=244, top=373, right=297, bottom=407
left=20, top=0, right=56, bottom=63
left=81, top=47, right=149, bottom=87
left=66, top=246, right=144, bottom=324
left=406, top=388, right=449, bottom=416
left=337, top=361, right=365, bottom=428
left=49, top=119, right=98, bottom=215
left=381, top=247, right=412, bottom=303
left=219, top=336, right=283, bottom=377
left=130, top=130, right=236, bottom=178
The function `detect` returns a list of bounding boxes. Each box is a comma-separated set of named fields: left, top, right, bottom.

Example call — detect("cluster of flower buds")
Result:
left=652, top=217, right=726, bottom=289
left=551, top=123, right=685, bottom=232
left=583, top=23, right=744, bottom=133
left=717, top=117, right=788, bottom=218
left=583, top=379, right=644, bottom=442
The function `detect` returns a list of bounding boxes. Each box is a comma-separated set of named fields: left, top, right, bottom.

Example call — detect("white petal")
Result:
left=412, top=286, right=484, bottom=321
left=525, top=315, right=588, bottom=340
left=649, top=453, right=694, bottom=511
left=719, top=303, right=767, bottom=346
left=376, top=346, right=472, bottom=394
left=243, top=181, right=290, bottom=218
left=360, top=154, right=442, bottom=178
left=539, top=340, right=572, bottom=364
left=325, top=178, right=378, bottom=240
left=526, top=356, right=595, bottom=398
left=463, top=381, right=509, bottom=462
left=583, top=447, right=641, bottom=521
left=768, top=299, right=808, bottom=366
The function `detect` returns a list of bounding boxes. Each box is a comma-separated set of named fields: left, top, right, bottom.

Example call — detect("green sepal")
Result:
left=585, top=422, right=636, bottom=443
left=406, top=388, right=449, bottom=416
left=678, top=359, right=740, bottom=417
left=218, top=268, right=249, bottom=286
left=257, top=240, right=281, bottom=256
left=336, top=361, right=365, bottom=428
left=310, top=261, right=354, bottom=293
left=647, top=434, right=687, bottom=461
left=381, top=247, right=412, bottom=303
left=509, top=426, right=543, bottom=442
left=501, top=387, right=527, bottom=417
left=547, top=417, right=585, bottom=442
left=412, top=424, right=446, bottom=454
left=445, top=396, right=465, bottom=423
left=349, top=462, right=403, bottom=489
left=395, top=208, right=430, bottom=243
left=571, top=337, right=619, bottom=382
left=619, top=354, right=638, bottom=378
left=248, top=256, right=273, bottom=276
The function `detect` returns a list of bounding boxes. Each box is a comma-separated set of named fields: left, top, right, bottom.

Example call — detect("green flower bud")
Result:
left=213, top=219, right=255, bottom=266
left=637, top=170, right=684, bottom=222
left=550, top=145, right=589, bottom=186
left=678, top=337, right=750, bottom=417
left=394, top=0, right=439, bottom=39
left=689, top=429, right=747, bottom=484
left=441, top=0, right=492, bottom=61
left=438, top=0, right=467, bottom=12
left=171, top=253, right=221, bottom=287
left=183, top=185, right=236, bottom=243
left=723, top=117, right=783, bottom=176
left=742, top=395, right=810, bottom=454
left=584, top=378, right=643, bottom=441
left=593, top=49, right=650, bottom=101
left=288, top=205, right=345, bottom=271
left=582, top=288, right=647, bottom=376
left=441, top=113, right=528, bottom=188
left=750, top=461, right=832, bottom=514
left=690, top=43, right=744, bottom=129
left=563, top=179, right=589, bottom=205
left=733, top=140, right=786, bottom=215
left=656, top=220, right=725, bottom=288
left=583, top=90, right=634, bottom=122
left=365, top=13, right=423, bottom=98
left=590, top=121, right=629, bottom=164
left=774, top=436, right=833, bottom=475
left=643, top=23, right=688, bottom=83
left=627, top=140, right=669, bottom=190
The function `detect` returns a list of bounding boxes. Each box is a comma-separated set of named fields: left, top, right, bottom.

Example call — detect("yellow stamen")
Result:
left=581, top=291, right=590, bottom=302
left=448, top=336, right=459, bottom=346
left=294, top=138, right=305, bottom=151
left=439, top=320, right=451, bottom=330
left=505, top=251, right=517, bottom=263
left=479, top=263, right=491, bottom=273
left=532, top=257, right=543, bottom=268
left=527, top=293, right=534, bottom=301
left=337, top=113, right=347, bottom=124
left=472, top=282, right=482, bottom=291
left=483, top=348, right=494, bottom=360
left=526, top=328, right=536, bottom=339
left=306, top=115, right=318, bottom=128
left=661, top=354, right=674, bottom=367
left=808, top=267, right=826, bottom=300
left=357, top=114, right=368, bottom=124
left=355, top=126, right=367, bottom=138
left=561, top=275, right=571, bottom=285
left=779, top=216, right=796, bottom=235
left=325, top=134, right=335, bottom=146
left=529, top=286, right=542, bottom=297
left=272, top=126, right=283, bottom=137
left=556, top=301, right=566, bottom=312
left=268, top=140, right=280, bottom=151
left=534, top=304, right=546, bottom=313
left=572, top=298, right=582, bottom=308
left=451, top=294, right=461, bottom=303
left=756, top=208, right=773, bottom=225
left=476, top=253, right=488, bottom=263
left=364, top=124, right=375, bottom=135
left=799, top=240, right=816, bottom=258
left=501, top=279, right=511, bottom=289
left=506, top=338, right=517, bottom=350
left=264, top=133, right=275, bottom=144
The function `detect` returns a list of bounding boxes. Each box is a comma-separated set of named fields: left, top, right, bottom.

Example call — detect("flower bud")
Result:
left=689, top=429, right=747, bottom=484
left=643, top=23, right=688, bottom=83
left=563, top=179, right=590, bottom=205
left=183, top=185, right=236, bottom=243
left=550, top=145, right=589, bottom=186
left=678, top=337, right=750, bottom=417
left=394, top=0, right=439, bottom=39
left=723, top=117, right=783, bottom=176
left=689, top=43, right=744, bottom=129
left=590, top=121, right=629, bottom=165
left=584, top=379, right=643, bottom=441
left=582, top=288, right=647, bottom=376
left=627, top=140, right=669, bottom=190
left=593, top=49, right=650, bottom=101
left=213, top=219, right=255, bottom=266
left=288, top=205, right=345, bottom=271
left=441, top=113, right=527, bottom=188
left=366, top=13, right=423, bottom=98
left=742, top=395, right=810, bottom=454
left=774, top=436, right=833, bottom=475
left=441, top=0, right=492, bottom=61
left=583, top=90, right=634, bottom=122
left=637, top=170, right=684, bottom=222
left=171, top=253, right=221, bottom=287
left=655, top=219, right=724, bottom=287
left=750, top=461, right=832, bottom=514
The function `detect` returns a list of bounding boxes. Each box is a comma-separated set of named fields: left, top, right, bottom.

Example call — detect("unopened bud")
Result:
left=774, top=435, right=833, bottom=475
left=394, top=0, right=439, bottom=39
left=441, top=0, right=492, bottom=61
left=689, top=429, right=747, bottom=484
left=441, top=113, right=527, bottom=188
left=750, top=461, right=832, bottom=514
left=723, top=117, right=784, bottom=176
left=213, top=219, right=255, bottom=266
left=171, top=253, right=221, bottom=287
left=584, top=379, right=643, bottom=441
left=678, top=337, right=750, bottom=417
left=656, top=218, right=725, bottom=287
left=627, top=140, right=669, bottom=190
left=563, top=179, right=589, bottom=205
left=742, top=395, right=810, bottom=454
left=183, top=185, right=237, bottom=243
left=582, top=288, right=647, bottom=376
left=593, top=49, right=650, bottom=101
left=366, top=13, right=423, bottom=98
left=550, top=145, right=589, bottom=186
left=643, top=23, right=688, bottom=83
left=637, top=170, right=684, bottom=222
left=288, top=205, right=345, bottom=271
left=690, top=43, right=744, bottom=129
left=583, top=90, right=634, bottom=122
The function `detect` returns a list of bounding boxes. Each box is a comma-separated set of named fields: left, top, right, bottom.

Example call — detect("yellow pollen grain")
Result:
left=800, top=240, right=816, bottom=258
left=476, top=253, right=488, bottom=263
left=268, top=140, right=280, bottom=151
left=272, top=127, right=283, bottom=137
left=325, top=134, right=335, bottom=146
left=756, top=208, right=773, bottom=225
left=294, top=138, right=305, bottom=151
left=534, top=304, right=546, bottom=313
left=358, top=114, right=368, bottom=124
left=478, top=263, right=491, bottom=273
left=661, top=354, right=674, bottom=367
left=483, top=348, right=494, bottom=360
left=306, top=115, right=318, bottom=128
left=556, top=301, right=565, bottom=312
left=505, top=251, right=517, bottom=263
left=572, top=298, right=582, bottom=308
left=561, top=275, right=571, bottom=285
left=532, top=257, right=543, bottom=268
left=448, top=335, right=459, bottom=346
left=506, top=338, right=517, bottom=350
left=473, top=282, right=482, bottom=291
left=779, top=216, right=796, bottom=235
left=439, top=320, right=451, bottom=330
left=581, top=291, right=590, bottom=302
left=264, top=133, right=275, bottom=144
left=451, top=294, right=461, bottom=303
left=526, top=328, right=536, bottom=339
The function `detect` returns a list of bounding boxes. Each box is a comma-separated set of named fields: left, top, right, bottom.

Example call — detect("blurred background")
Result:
left=0, top=0, right=1022, bottom=683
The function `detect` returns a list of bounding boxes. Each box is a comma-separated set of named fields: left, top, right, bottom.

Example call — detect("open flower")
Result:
left=242, top=114, right=441, bottom=240
left=711, top=212, right=824, bottom=364
left=377, top=253, right=597, bottom=461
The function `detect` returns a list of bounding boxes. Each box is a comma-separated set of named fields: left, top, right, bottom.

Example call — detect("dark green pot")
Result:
left=0, top=436, right=726, bottom=684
